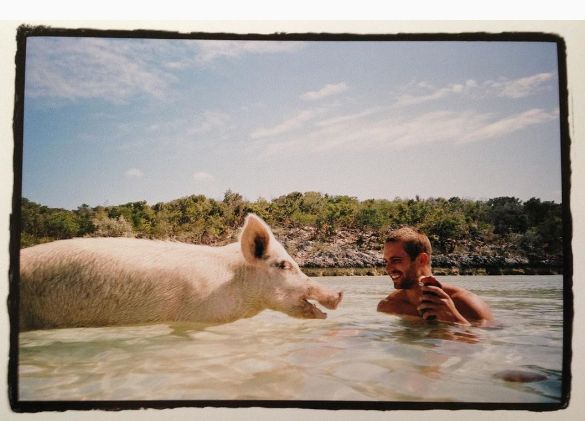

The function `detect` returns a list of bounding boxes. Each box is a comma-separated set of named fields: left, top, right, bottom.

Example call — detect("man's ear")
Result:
left=417, top=252, right=430, bottom=267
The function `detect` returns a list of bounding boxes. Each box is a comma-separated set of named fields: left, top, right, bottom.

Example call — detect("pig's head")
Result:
left=240, top=214, right=343, bottom=319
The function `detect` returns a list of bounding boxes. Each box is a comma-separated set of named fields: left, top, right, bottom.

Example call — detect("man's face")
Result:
left=383, top=241, right=419, bottom=289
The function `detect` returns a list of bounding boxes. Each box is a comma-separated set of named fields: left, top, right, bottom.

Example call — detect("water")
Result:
left=18, top=275, right=564, bottom=403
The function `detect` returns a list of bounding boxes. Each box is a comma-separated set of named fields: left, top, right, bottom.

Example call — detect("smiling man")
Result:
left=377, top=227, right=493, bottom=326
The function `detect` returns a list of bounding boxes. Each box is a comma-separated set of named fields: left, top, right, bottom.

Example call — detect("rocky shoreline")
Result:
left=271, top=226, right=563, bottom=277
left=302, top=265, right=562, bottom=277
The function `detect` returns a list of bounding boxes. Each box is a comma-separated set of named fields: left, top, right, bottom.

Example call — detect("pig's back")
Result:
left=19, top=238, right=241, bottom=330
left=20, top=237, right=239, bottom=277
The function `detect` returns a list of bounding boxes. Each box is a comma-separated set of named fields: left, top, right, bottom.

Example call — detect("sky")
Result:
left=21, top=36, right=563, bottom=210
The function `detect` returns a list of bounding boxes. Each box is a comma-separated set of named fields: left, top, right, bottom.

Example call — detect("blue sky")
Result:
left=22, top=37, right=562, bottom=210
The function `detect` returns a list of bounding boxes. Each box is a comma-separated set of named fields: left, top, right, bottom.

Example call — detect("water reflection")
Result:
left=18, top=275, right=563, bottom=403
left=389, top=318, right=481, bottom=345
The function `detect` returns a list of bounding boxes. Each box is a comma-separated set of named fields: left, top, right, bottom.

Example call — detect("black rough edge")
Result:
left=556, top=32, right=574, bottom=410
left=8, top=24, right=573, bottom=413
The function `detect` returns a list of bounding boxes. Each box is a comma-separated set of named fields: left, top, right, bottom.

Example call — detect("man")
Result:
left=377, top=226, right=493, bottom=326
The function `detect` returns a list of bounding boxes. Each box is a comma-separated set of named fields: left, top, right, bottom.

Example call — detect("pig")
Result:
left=19, top=214, right=343, bottom=331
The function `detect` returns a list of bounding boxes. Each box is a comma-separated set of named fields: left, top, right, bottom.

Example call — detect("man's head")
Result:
left=383, top=226, right=432, bottom=289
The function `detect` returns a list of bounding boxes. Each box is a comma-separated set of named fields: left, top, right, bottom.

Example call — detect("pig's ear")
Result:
left=240, top=214, right=272, bottom=264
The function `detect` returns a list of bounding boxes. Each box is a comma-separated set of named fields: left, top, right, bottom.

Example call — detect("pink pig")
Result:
left=19, top=214, right=343, bottom=331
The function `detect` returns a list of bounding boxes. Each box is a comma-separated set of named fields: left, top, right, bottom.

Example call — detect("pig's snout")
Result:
left=320, top=291, right=343, bottom=310
left=306, top=283, right=343, bottom=310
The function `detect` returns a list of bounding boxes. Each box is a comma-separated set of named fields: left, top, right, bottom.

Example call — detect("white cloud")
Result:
left=125, top=168, right=144, bottom=178
left=250, top=108, right=323, bottom=139
left=25, top=36, right=307, bottom=105
left=492, top=72, right=555, bottom=99
left=195, top=40, right=305, bottom=63
left=316, top=108, right=381, bottom=128
left=26, top=38, right=174, bottom=101
left=250, top=106, right=559, bottom=157
left=394, top=72, right=556, bottom=107
left=379, top=108, right=558, bottom=149
left=466, top=108, right=559, bottom=142
left=25, top=38, right=303, bottom=102
left=115, top=109, right=232, bottom=152
left=193, top=171, right=214, bottom=181
left=394, top=82, right=473, bottom=107
left=187, top=112, right=231, bottom=135
left=373, top=108, right=558, bottom=149
left=164, top=61, right=188, bottom=70
left=301, top=83, right=349, bottom=101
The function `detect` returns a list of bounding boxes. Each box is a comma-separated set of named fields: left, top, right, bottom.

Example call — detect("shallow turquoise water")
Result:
left=18, top=275, right=564, bottom=402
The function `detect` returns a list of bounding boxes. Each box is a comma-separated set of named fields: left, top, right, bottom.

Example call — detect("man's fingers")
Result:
left=421, top=310, right=438, bottom=320
left=422, top=285, right=448, bottom=298
left=417, top=302, right=438, bottom=312
left=420, top=294, right=443, bottom=304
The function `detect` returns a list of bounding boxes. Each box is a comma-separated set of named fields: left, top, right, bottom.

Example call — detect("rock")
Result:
left=493, top=370, right=547, bottom=383
left=274, top=226, right=561, bottom=274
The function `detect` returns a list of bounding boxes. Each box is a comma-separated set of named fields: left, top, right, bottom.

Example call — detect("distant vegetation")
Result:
left=20, top=191, right=563, bottom=266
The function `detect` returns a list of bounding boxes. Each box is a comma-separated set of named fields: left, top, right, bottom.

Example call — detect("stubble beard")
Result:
left=393, top=265, right=419, bottom=290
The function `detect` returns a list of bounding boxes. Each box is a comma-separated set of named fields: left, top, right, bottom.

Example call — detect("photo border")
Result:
left=8, top=24, right=574, bottom=413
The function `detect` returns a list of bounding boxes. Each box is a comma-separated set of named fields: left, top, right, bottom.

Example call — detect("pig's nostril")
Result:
left=331, top=291, right=343, bottom=309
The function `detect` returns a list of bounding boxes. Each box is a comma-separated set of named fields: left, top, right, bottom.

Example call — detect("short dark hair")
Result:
left=385, top=226, right=432, bottom=261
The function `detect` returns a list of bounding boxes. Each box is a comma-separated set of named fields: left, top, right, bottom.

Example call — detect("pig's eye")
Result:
left=279, top=260, right=293, bottom=270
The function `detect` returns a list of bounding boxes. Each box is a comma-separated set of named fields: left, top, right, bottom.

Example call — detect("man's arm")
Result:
left=451, top=290, right=493, bottom=325
left=418, top=286, right=493, bottom=326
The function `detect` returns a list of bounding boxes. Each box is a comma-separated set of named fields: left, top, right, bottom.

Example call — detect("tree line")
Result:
left=19, top=191, right=563, bottom=260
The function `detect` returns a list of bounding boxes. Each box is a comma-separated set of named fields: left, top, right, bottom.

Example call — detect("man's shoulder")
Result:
left=441, top=283, right=474, bottom=299
left=377, top=290, right=413, bottom=314
left=442, top=283, right=493, bottom=321
left=379, top=290, right=407, bottom=303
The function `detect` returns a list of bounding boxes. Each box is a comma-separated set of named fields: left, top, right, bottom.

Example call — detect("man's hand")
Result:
left=417, top=285, right=471, bottom=326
